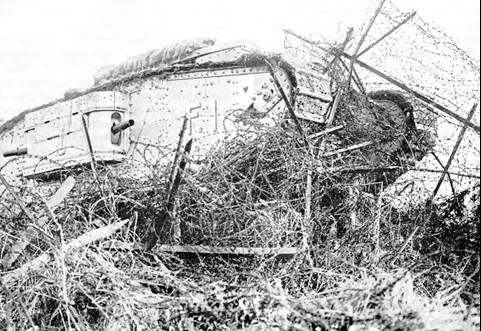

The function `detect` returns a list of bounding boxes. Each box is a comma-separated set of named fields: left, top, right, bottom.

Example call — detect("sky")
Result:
left=0, top=0, right=479, bottom=122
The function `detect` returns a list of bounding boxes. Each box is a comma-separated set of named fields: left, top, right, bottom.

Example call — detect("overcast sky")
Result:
left=0, top=0, right=479, bottom=121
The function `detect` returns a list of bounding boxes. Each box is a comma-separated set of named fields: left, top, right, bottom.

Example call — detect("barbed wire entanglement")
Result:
left=0, top=1, right=480, bottom=329
left=284, top=0, right=480, bottom=208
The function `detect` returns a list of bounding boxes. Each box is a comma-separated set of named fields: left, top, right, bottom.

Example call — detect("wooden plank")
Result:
left=323, top=141, right=373, bottom=157
left=265, top=60, right=310, bottom=147
left=414, top=168, right=480, bottom=179
left=431, top=103, right=478, bottom=198
left=167, top=116, right=189, bottom=199
left=357, top=11, right=416, bottom=57
left=46, top=176, right=76, bottom=210
left=346, top=0, right=387, bottom=86
left=155, top=245, right=299, bottom=257
left=326, top=88, right=344, bottom=125
left=170, top=139, right=193, bottom=243
left=80, top=113, right=99, bottom=181
left=3, top=219, right=129, bottom=285
left=323, top=165, right=480, bottom=179
left=337, top=58, right=364, bottom=94
left=102, top=242, right=300, bottom=258
left=308, top=125, right=345, bottom=140
left=145, top=120, right=192, bottom=250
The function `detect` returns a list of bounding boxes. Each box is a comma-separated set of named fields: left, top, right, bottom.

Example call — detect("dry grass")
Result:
left=0, top=92, right=479, bottom=330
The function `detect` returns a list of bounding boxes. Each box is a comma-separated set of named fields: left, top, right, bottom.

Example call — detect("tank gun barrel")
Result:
left=3, top=148, right=28, bottom=157
left=111, top=119, right=135, bottom=134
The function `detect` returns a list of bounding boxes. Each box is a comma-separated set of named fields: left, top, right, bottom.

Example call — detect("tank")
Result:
left=0, top=38, right=419, bottom=186
left=0, top=39, right=334, bottom=182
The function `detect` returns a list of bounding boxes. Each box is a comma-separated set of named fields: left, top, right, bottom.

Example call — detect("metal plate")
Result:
left=295, top=69, right=332, bottom=102
left=129, top=65, right=293, bottom=164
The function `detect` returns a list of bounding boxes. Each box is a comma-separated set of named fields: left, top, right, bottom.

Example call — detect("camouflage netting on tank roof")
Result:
left=284, top=0, right=480, bottom=206
left=94, top=38, right=216, bottom=85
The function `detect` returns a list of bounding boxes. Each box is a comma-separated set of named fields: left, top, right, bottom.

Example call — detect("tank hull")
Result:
left=0, top=41, right=332, bottom=183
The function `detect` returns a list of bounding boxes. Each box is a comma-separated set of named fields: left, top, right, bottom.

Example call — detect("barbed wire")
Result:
left=284, top=0, right=480, bottom=204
